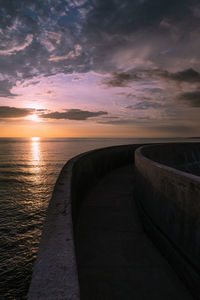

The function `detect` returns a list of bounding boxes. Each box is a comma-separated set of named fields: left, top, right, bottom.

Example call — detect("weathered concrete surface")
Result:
left=140, top=143, right=200, bottom=176
left=28, top=144, right=141, bottom=300
left=28, top=159, right=80, bottom=300
left=76, top=165, right=192, bottom=299
left=28, top=143, right=200, bottom=299
left=135, top=144, right=200, bottom=299
left=71, top=144, right=139, bottom=222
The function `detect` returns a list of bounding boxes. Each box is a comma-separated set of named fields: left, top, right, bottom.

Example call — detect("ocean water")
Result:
left=0, top=137, right=199, bottom=299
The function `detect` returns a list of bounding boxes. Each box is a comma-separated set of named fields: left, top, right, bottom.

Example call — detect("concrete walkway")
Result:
left=75, top=165, right=193, bottom=300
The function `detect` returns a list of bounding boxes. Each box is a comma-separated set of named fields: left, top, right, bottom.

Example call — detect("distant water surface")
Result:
left=0, top=137, right=199, bottom=299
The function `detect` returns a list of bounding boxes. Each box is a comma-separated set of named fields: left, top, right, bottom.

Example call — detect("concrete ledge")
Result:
left=135, top=143, right=200, bottom=299
left=28, top=158, right=80, bottom=300
left=140, top=143, right=200, bottom=176
left=28, top=144, right=141, bottom=300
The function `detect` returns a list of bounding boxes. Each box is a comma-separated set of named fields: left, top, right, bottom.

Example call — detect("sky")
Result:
left=0, top=0, right=200, bottom=138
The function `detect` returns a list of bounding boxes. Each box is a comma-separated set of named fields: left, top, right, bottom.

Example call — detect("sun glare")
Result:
left=31, top=137, right=40, bottom=142
left=26, top=113, right=41, bottom=122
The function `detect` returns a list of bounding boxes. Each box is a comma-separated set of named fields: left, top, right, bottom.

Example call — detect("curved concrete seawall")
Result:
left=28, top=142, right=200, bottom=299
left=28, top=144, right=140, bottom=300
left=135, top=143, right=200, bottom=298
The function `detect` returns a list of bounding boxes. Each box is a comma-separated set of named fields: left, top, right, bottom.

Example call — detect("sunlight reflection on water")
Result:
left=31, top=139, right=41, bottom=165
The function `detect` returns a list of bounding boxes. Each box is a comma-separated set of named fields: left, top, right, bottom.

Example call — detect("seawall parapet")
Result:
left=28, top=144, right=141, bottom=299
left=135, top=143, right=200, bottom=298
left=28, top=142, right=200, bottom=299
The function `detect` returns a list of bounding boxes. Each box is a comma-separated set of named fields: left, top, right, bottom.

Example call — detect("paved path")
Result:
left=75, top=165, right=193, bottom=300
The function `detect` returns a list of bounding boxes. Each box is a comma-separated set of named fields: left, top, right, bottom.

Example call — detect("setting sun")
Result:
left=26, top=114, right=41, bottom=122
left=31, top=137, right=40, bottom=142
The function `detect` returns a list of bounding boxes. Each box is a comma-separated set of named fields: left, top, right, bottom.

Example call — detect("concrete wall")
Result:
left=71, top=144, right=140, bottom=224
left=28, top=144, right=140, bottom=300
left=141, top=143, right=200, bottom=176
left=28, top=142, right=200, bottom=299
left=135, top=143, right=200, bottom=298
left=28, top=157, right=80, bottom=300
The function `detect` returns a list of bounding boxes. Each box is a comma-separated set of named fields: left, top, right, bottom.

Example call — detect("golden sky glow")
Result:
left=26, top=114, right=41, bottom=122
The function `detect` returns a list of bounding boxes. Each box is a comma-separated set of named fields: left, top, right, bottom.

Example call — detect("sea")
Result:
left=0, top=137, right=199, bottom=299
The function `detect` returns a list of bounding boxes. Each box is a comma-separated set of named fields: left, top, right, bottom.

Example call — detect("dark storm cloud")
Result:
left=0, top=106, right=33, bottom=118
left=177, top=91, right=200, bottom=107
left=1, top=0, right=200, bottom=95
left=42, top=109, right=108, bottom=120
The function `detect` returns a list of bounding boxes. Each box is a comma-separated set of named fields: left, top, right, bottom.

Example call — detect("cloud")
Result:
left=0, top=34, right=33, bottom=55
left=0, top=80, right=18, bottom=97
left=144, top=88, right=164, bottom=94
left=82, top=0, right=200, bottom=72
left=150, top=124, right=194, bottom=134
left=23, top=80, right=40, bottom=87
left=84, top=0, right=193, bottom=36
left=161, top=68, right=200, bottom=82
left=49, top=44, right=82, bottom=62
left=177, top=91, right=200, bottom=107
left=102, top=68, right=200, bottom=88
left=46, top=90, right=54, bottom=94
left=42, top=109, right=108, bottom=120
left=103, top=71, right=140, bottom=87
left=0, top=0, right=200, bottom=107
left=191, top=4, right=200, bottom=18
left=98, top=118, right=138, bottom=125
left=0, top=1, right=86, bottom=89
left=0, top=106, right=34, bottom=118
left=117, top=92, right=137, bottom=98
left=127, top=101, right=163, bottom=110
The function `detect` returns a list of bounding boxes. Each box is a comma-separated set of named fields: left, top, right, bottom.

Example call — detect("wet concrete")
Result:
left=75, top=165, right=192, bottom=300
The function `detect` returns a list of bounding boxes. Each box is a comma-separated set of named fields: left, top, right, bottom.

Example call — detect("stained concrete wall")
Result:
left=135, top=143, right=200, bottom=299
left=28, top=144, right=141, bottom=300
